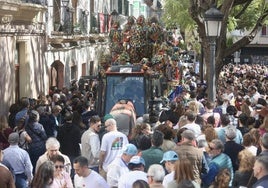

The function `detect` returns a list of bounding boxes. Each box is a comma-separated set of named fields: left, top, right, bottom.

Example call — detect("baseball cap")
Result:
left=8, top=132, right=20, bottom=145
left=160, top=151, right=179, bottom=163
left=129, top=156, right=145, bottom=166
left=15, top=110, right=27, bottom=123
left=181, top=129, right=195, bottom=140
left=103, top=114, right=114, bottom=122
left=123, top=144, right=138, bottom=156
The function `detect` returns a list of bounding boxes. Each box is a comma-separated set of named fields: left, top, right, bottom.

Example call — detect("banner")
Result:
left=99, top=13, right=105, bottom=33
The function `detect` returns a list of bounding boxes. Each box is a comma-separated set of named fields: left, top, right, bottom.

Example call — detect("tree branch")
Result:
left=224, top=9, right=268, bottom=57
left=233, top=0, right=253, bottom=6
left=234, top=0, right=253, bottom=19
left=189, top=0, right=205, bottom=29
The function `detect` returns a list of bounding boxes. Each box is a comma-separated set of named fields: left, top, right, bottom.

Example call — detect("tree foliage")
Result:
left=162, top=0, right=268, bottom=80
left=162, top=0, right=195, bottom=31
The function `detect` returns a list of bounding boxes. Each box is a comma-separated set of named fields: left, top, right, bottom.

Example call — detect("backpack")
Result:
left=18, top=130, right=29, bottom=151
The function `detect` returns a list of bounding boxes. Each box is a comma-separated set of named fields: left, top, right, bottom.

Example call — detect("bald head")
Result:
left=105, top=118, right=117, bottom=131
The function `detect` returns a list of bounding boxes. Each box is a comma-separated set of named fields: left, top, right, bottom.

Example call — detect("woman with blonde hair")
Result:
left=232, top=149, right=257, bottom=187
left=243, top=133, right=257, bottom=156
left=249, top=128, right=261, bottom=148
left=187, top=101, right=199, bottom=115
left=177, top=115, right=188, bottom=129
left=209, top=168, right=231, bottom=188
left=204, top=126, right=218, bottom=143
left=167, top=158, right=200, bottom=188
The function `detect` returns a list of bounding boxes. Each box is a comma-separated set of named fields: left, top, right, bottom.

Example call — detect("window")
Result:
left=89, top=61, right=94, bottom=75
left=53, top=0, right=61, bottom=31
left=105, top=75, right=145, bottom=116
left=71, top=65, right=77, bottom=80
left=82, top=63, right=86, bottom=76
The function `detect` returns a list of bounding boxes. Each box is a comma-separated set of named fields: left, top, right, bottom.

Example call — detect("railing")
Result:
left=20, top=0, right=46, bottom=5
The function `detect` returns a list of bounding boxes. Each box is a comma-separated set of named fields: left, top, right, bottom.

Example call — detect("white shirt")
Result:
left=107, top=156, right=130, bottom=187
left=181, top=122, right=201, bottom=138
left=251, top=92, right=261, bottom=105
left=162, top=171, right=175, bottom=188
left=81, top=128, right=100, bottom=167
left=36, top=151, right=71, bottom=175
left=202, top=111, right=221, bottom=127
left=100, top=131, right=129, bottom=171
left=74, top=170, right=109, bottom=188
left=246, top=146, right=257, bottom=156
left=118, top=170, right=148, bottom=188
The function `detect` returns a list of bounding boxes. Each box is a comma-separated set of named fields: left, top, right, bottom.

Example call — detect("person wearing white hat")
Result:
left=118, top=155, right=147, bottom=188
left=106, top=143, right=138, bottom=187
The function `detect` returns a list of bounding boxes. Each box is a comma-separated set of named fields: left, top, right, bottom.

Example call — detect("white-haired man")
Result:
left=35, top=137, right=71, bottom=174
left=147, top=164, right=166, bottom=187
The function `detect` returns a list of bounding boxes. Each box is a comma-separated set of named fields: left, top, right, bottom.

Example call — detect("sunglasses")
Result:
left=55, top=165, right=65, bottom=169
left=208, top=145, right=216, bottom=150
left=105, top=124, right=111, bottom=128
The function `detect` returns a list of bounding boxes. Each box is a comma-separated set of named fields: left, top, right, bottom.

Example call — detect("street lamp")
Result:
left=204, top=5, right=223, bottom=102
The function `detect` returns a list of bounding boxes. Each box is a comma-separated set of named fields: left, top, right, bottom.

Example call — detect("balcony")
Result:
left=48, top=33, right=108, bottom=50
left=0, top=0, right=46, bottom=34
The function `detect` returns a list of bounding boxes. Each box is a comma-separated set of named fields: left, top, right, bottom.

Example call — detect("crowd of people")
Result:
left=0, top=63, right=268, bottom=188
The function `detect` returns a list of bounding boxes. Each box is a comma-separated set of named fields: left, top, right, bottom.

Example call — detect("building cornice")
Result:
left=0, top=0, right=47, bottom=34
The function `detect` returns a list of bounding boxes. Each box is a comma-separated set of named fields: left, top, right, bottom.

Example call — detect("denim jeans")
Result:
left=15, top=173, right=27, bottom=188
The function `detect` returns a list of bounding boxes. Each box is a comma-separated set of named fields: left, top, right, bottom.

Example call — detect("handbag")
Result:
left=0, top=131, right=9, bottom=150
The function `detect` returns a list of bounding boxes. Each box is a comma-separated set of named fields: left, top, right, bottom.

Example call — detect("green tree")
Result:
left=163, top=0, right=268, bottom=82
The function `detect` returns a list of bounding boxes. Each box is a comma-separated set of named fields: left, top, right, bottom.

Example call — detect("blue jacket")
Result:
left=252, top=175, right=268, bottom=188
left=202, top=153, right=233, bottom=187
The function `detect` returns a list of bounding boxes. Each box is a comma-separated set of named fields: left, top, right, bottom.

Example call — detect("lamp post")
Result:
left=204, top=5, right=223, bottom=102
